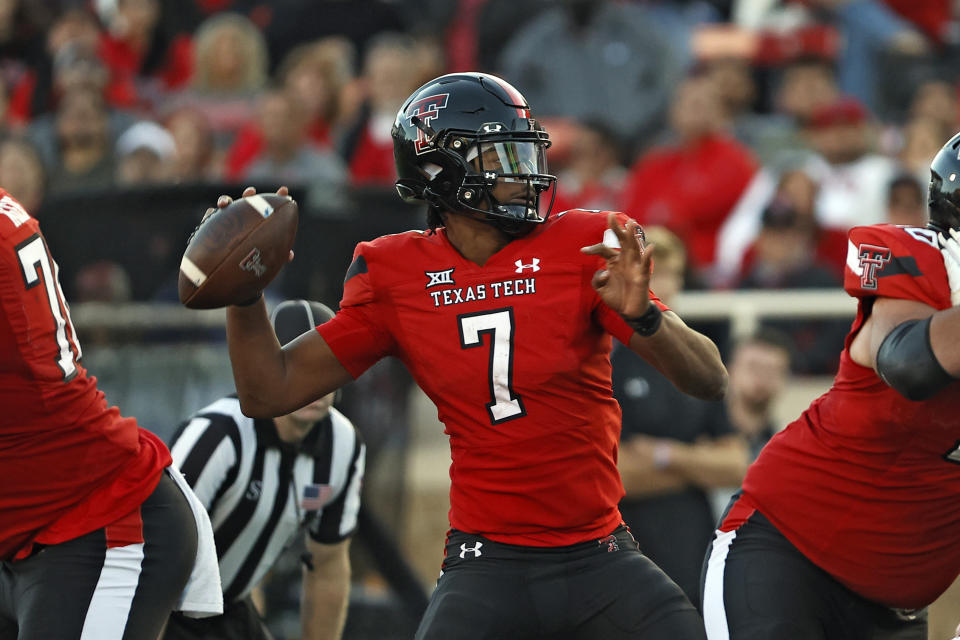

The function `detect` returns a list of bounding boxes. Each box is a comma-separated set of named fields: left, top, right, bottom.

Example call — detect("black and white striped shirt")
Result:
left=170, top=396, right=365, bottom=603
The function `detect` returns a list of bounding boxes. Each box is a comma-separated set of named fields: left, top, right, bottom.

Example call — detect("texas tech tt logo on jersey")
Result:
left=406, top=93, right=449, bottom=154
left=857, top=244, right=892, bottom=289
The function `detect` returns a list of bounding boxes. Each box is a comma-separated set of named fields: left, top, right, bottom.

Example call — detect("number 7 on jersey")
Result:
left=458, top=308, right=526, bottom=424
left=16, top=234, right=82, bottom=380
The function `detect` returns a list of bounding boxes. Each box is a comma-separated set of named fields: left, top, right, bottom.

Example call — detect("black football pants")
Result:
left=163, top=597, right=274, bottom=640
left=0, top=469, right=197, bottom=640
left=701, top=500, right=926, bottom=640
left=416, top=525, right=707, bottom=640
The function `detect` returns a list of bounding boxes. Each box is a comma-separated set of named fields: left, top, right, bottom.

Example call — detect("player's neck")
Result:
left=443, top=211, right=513, bottom=266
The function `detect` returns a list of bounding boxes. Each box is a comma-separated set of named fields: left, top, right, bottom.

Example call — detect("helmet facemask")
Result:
left=414, top=118, right=556, bottom=235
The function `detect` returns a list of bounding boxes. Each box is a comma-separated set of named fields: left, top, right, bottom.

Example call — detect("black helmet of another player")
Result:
left=270, top=299, right=335, bottom=347
left=392, top=72, right=556, bottom=235
left=928, top=130, right=960, bottom=233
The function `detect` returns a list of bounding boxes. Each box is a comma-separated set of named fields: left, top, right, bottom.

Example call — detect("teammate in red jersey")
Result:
left=210, top=73, right=727, bottom=639
left=702, top=132, right=960, bottom=640
left=0, top=191, right=220, bottom=639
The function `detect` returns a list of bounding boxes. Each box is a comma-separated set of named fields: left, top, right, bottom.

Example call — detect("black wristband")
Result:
left=231, top=292, right=263, bottom=307
left=622, top=302, right=663, bottom=337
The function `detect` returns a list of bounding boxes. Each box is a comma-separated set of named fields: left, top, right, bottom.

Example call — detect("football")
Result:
left=178, top=193, right=298, bottom=309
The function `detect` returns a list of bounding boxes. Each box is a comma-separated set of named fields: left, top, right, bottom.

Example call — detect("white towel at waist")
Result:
left=166, top=464, right=224, bottom=618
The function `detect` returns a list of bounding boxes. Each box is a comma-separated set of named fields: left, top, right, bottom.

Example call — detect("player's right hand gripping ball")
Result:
left=179, top=193, right=298, bottom=309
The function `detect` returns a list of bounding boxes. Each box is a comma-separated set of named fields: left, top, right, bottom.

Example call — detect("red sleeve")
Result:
left=844, top=225, right=950, bottom=309
left=315, top=243, right=397, bottom=378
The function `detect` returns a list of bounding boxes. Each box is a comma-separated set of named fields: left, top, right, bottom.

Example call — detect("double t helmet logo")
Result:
left=406, top=94, right=450, bottom=155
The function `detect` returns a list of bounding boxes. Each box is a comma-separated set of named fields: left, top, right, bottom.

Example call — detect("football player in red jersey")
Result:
left=701, top=132, right=960, bottom=640
left=212, top=73, right=727, bottom=639
left=0, top=192, right=221, bottom=638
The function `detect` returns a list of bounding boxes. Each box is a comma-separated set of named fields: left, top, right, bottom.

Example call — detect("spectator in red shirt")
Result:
left=717, top=161, right=849, bottom=287
left=735, top=198, right=847, bottom=374
left=7, top=6, right=102, bottom=126
left=621, top=74, right=757, bottom=280
left=96, top=0, right=193, bottom=111
left=339, top=33, right=426, bottom=187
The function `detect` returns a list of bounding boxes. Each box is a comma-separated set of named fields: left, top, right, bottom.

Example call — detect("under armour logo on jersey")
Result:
left=514, top=258, right=540, bottom=273
left=856, top=243, right=892, bottom=290
left=459, top=542, right=483, bottom=558
left=425, top=268, right=455, bottom=289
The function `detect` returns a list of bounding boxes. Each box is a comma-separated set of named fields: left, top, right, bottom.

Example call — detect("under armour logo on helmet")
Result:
left=459, top=542, right=483, bottom=558
left=514, top=258, right=540, bottom=273
left=481, top=123, right=504, bottom=134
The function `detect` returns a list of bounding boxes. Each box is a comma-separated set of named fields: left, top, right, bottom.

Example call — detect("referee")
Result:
left=163, top=300, right=366, bottom=640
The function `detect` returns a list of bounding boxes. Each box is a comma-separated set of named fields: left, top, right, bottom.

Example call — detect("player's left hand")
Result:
left=938, top=228, right=960, bottom=307
left=581, top=213, right=653, bottom=318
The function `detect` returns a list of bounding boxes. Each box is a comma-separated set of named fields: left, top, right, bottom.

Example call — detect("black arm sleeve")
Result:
left=876, top=316, right=956, bottom=401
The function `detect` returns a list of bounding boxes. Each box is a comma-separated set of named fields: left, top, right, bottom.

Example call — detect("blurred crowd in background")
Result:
left=1, top=0, right=958, bottom=370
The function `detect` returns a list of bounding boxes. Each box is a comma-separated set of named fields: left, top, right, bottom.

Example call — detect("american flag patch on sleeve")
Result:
left=301, top=484, right=332, bottom=510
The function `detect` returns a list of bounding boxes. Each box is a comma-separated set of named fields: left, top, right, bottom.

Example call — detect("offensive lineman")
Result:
left=0, top=189, right=220, bottom=639
left=702, top=132, right=960, bottom=639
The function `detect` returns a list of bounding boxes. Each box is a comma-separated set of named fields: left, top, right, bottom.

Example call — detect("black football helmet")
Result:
left=392, top=72, right=556, bottom=235
left=928, top=130, right=960, bottom=233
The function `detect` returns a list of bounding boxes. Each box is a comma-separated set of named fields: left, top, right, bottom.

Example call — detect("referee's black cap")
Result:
left=270, top=299, right=336, bottom=347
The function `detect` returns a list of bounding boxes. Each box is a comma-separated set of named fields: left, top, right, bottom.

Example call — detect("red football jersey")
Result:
left=0, top=191, right=170, bottom=560
left=729, top=224, right=960, bottom=609
left=319, top=209, right=664, bottom=546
